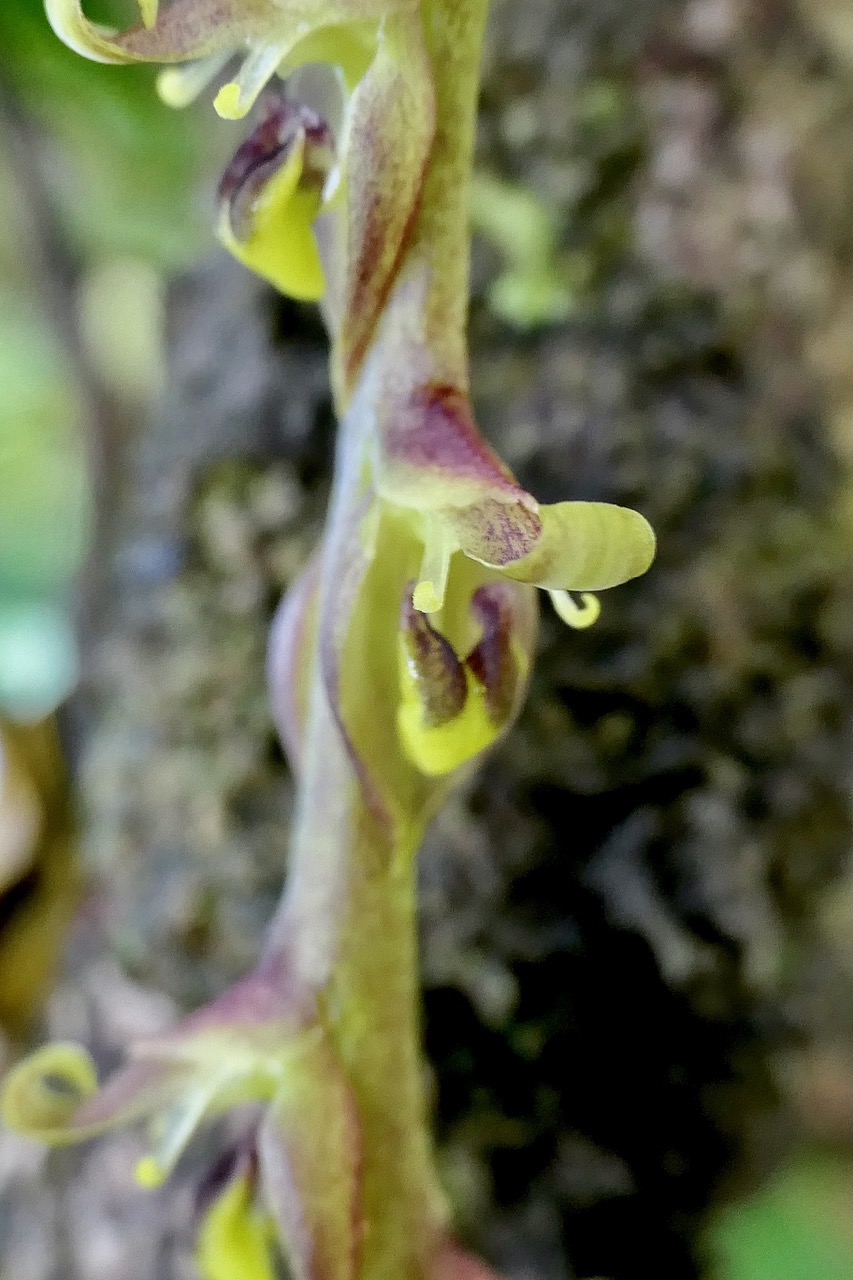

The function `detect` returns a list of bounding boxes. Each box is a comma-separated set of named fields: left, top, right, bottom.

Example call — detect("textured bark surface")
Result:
left=4, top=0, right=853, bottom=1277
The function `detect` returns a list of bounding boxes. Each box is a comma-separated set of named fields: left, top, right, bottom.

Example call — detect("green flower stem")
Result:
left=263, top=2, right=492, bottom=1273
left=267, top=669, right=448, bottom=1275
left=326, top=803, right=446, bottom=1279
left=3, top=3, right=654, bottom=1274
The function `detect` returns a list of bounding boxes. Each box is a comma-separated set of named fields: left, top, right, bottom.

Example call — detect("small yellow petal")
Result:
left=413, top=524, right=453, bottom=615
left=218, top=137, right=326, bottom=302
left=213, top=81, right=242, bottom=120
left=139, top=1079, right=223, bottom=1185
left=197, top=1172, right=277, bottom=1280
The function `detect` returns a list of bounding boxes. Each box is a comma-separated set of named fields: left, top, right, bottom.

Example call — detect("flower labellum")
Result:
left=217, top=99, right=334, bottom=301
left=397, top=584, right=526, bottom=777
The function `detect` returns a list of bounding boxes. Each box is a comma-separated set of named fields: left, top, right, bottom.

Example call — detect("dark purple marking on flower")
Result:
left=384, top=384, right=527, bottom=496
left=446, top=497, right=542, bottom=568
left=400, top=588, right=467, bottom=727
left=465, top=584, right=518, bottom=725
left=218, top=97, right=333, bottom=241
left=342, top=197, right=402, bottom=389
left=341, top=148, right=425, bottom=393
left=195, top=1143, right=261, bottom=1223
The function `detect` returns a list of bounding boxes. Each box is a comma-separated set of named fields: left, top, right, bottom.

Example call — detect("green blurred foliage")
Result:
left=0, top=133, right=88, bottom=718
left=0, top=297, right=86, bottom=716
left=471, top=171, right=578, bottom=328
left=0, top=308, right=86, bottom=598
left=714, top=1153, right=853, bottom=1280
left=0, top=0, right=217, bottom=266
left=0, top=0, right=224, bottom=716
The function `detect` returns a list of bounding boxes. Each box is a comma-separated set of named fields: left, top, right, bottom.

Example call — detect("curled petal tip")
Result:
left=45, top=0, right=131, bottom=64
left=1, top=1043, right=97, bottom=1140
left=549, top=590, right=601, bottom=629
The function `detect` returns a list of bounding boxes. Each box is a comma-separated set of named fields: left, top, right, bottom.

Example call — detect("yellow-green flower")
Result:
left=1, top=963, right=362, bottom=1280
left=373, top=379, right=654, bottom=625
left=47, top=0, right=436, bottom=396
left=276, top=414, right=652, bottom=819
left=288, top=371, right=654, bottom=804
left=47, top=0, right=398, bottom=114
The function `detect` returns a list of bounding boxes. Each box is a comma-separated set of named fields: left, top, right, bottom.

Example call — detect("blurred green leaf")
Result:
left=0, top=0, right=221, bottom=266
left=0, top=600, right=79, bottom=720
left=0, top=305, right=89, bottom=594
left=714, top=1153, right=853, bottom=1280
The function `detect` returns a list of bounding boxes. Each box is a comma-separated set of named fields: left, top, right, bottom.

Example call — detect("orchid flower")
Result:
left=2, top=961, right=366, bottom=1280
left=50, top=0, right=436, bottom=395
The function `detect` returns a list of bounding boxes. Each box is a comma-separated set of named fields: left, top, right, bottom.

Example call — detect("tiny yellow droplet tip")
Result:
left=214, top=83, right=244, bottom=120
left=156, top=69, right=189, bottom=109
left=135, top=1156, right=166, bottom=1189
left=412, top=581, right=442, bottom=614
